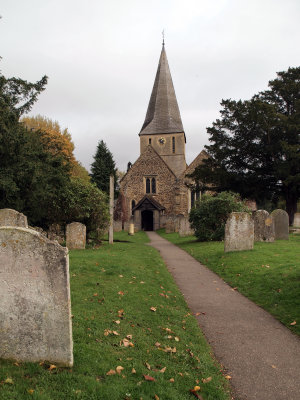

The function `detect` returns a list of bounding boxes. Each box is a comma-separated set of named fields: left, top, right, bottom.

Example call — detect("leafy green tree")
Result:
left=191, top=67, right=300, bottom=224
left=90, top=140, right=117, bottom=196
left=189, top=192, right=249, bottom=241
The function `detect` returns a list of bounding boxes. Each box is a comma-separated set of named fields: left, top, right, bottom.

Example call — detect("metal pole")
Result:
left=109, top=175, right=114, bottom=244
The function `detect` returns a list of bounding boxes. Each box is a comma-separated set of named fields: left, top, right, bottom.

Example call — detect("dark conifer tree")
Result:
left=90, top=140, right=117, bottom=196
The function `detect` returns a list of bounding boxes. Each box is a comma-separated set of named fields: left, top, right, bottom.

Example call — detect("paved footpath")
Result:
left=147, top=232, right=300, bottom=400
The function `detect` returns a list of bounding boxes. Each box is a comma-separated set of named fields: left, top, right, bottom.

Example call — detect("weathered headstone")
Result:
left=0, top=227, right=73, bottom=366
left=113, top=220, right=123, bottom=232
left=0, top=208, right=28, bottom=228
left=293, top=213, right=300, bottom=227
left=48, top=223, right=65, bottom=244
left=66, top=222, right=86, bottom=249
left=224, top=212, right=254, bottom=252
left=253, top=210, right=275, bottom=242
left=179, top=216, right=194, bottom=237
left=271, top=209, right=289, bottom=240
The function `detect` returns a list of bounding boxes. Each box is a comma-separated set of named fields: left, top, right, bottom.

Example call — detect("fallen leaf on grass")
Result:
left=290, top=321, right=297, bottom=326
left=164, top=346, right=176, bottom=353
left=145, top=362, right=151, bottom=370
left=119, top=275, right=123, bottom=278
left=150, top=307, right=157, bottom=312
left=140, top=281, right=145, bottom=284
left=174, top=336, right=180, bottom=342
left=189, top=388, right=204, bottom=399
left=154, top=395, right=160, bottom=400
left=155, top=342, right=161, bottom=347
left=106, top=369, right=116, bottom=376
left=225, top=375, right=232, bottom=380
left=113, top=331, right=119, bottom=336
left=4, top=378, right=13, bottom=384
left=126, top=334, right=133, bottom=340
left=271, top=365, right=277, bottom=369
left=160, top=367, right=166, bottom=373
left=169, top=378, right=175, bottom=382
left=104, top=329, right=112, bottom=336
left=116, top=366, right=124, bottom=374
left=143, top=375, right=155, bottom=381
left=202, top=377, right=212, bottom=383
left=48, top=364, right=56, bottom=371
left=121, top=338, right=134, bottom=347
left=118, top=309, right=124, bottom=318
left=27, top=389, right=34, bottom=394
left=93, top=293, right=98, bottom=297
left=193, top=386, right=201, bottom=391
left=131, top=368, right=136, bottom=374
left=115, top=320, right=121, bottom=324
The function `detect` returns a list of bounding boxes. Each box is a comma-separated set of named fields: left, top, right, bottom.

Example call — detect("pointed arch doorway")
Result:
left=132, top=195, right=165, bottom=231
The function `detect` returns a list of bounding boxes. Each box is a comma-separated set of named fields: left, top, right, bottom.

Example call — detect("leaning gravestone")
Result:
left=253, top=210, right=275, bottom=242
left=271, top=209, right=289, bottom=240
left=66, top=222, right=86, bottom=249
left=224, top=212, right=254, bottom=252
left=0, top=208, right=28, bottom=228
left=293, top=213, right=300, bottom=227
left=0, top=227, right=73, bottom=366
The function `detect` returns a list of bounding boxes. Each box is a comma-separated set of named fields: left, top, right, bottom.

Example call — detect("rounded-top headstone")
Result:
left=270, top=209, right=289, bottom=240
left=0, top=208, right=28, bottom=228
left=293, top=213, right=300, bottom=228
left=253, top=210, right=275, bottom=242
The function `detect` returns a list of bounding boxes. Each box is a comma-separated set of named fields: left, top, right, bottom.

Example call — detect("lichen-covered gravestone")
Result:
left=293, top=213, right=300, bottom=228
left=224, top=212, right=254, bottom=252
left=0, top=227, right=73, bottom=366
left=271, top=209, right=289, bottom=240
left=253, top=210, right=275, bottom=242
left=0, top=208, right=28, bottom=228
left=66, top=222, right=86, bottom=249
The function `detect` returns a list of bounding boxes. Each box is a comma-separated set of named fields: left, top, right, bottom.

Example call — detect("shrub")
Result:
left=189, top=192, right=250, bottom=241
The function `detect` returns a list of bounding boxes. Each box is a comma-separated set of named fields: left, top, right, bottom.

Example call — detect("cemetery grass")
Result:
left=0, top=232, right=232, bottom=400
left=158, top=230, right=300, bottom=336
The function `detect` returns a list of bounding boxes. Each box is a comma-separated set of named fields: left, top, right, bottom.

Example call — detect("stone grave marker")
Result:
left=66, top=222, right=86, bottom=249
left=0, top=208, right=28, bottom=228
left=271, top=209, right=289, bottom=240
left=113, top=220, right=123, bottom=232
left=0, top=226, right=73, bottom=366
left=179, top=216, right=194, bottom=237
left=293, top=213, right=300, bottom=227
left=224, top=212, right=254, bottom=252
left=253, top=210, right=275, bottom=242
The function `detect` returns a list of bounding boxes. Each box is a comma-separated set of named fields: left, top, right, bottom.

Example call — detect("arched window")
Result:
left=146, top=178, right=151, bottom=193
left=172, top=137, right=175, bottom=153
left=151, top=178, right=156, bottom=194
left=131, top=200, right=136, bottom=215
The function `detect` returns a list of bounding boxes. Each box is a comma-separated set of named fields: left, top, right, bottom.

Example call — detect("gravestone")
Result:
left=271, top=209, right=289, bottom=240
left=0, top=208, right=28, bottom=228
left=113, top=220, right=123, bottom=232
left=0, top=227, right=73, bottom=366
left=66, top=222, right=86, bottom=249
left=224, top=212, right=254, bottom=252
left=293, top=213, right=300, bottom=227
left=179, top=216, right=194, bottom=237
left=253, top=210, right=275, bottom=242
left=48, top=223, right=65, bottom=244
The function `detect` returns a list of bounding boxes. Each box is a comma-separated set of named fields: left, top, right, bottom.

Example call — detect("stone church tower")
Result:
left=119, top=43, right=207, bottom=231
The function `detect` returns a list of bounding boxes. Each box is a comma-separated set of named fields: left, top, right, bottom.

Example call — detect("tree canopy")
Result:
left=191, top=66, right=300, bottom=224
left=90, top=140, right=117, bottom=196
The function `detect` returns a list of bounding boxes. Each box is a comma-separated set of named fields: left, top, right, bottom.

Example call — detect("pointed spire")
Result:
left=139, top=45, right=184, bottom=136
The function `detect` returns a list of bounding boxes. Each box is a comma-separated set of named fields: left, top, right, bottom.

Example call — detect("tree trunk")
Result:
left=285, top=189, right=298, bottom=226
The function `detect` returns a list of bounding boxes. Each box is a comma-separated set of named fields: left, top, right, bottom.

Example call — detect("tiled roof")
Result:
left=139, top=45, right=184, bottom=136
left=133, top=195, right=165, bottom=211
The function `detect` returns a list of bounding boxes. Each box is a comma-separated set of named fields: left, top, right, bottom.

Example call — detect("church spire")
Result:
left=139, top=44, right=185, bottom=136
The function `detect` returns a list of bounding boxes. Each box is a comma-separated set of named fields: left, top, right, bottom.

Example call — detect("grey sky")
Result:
left=1, top=0, right=299, bottom=172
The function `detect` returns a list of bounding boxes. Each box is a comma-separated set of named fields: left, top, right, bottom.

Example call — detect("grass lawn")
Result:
left=158, top=230, right=300, bottom=336
left=0, top=231, right=231, bottom=400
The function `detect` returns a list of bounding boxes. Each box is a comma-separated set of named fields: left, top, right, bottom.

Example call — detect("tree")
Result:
left=189, top=192, right=249, bottom=241
left=191, top=67, right=300, bottom=224
left=90, top=140, right=117, bottom=196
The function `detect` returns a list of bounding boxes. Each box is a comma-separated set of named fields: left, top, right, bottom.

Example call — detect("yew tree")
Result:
left=191, top=67, right=300, bottom=224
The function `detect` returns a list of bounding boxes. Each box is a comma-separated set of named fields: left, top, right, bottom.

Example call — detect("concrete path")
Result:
left=146, top=231, right=300, bottom=400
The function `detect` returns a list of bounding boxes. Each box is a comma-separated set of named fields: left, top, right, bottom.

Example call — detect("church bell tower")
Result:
left=139, top=43, right=186, bottom=177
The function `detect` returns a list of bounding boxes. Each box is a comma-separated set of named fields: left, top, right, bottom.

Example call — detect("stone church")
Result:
left=119, top=43, right=207, bottom=231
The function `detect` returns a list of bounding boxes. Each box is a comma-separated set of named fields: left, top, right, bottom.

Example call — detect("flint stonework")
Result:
left=293, top=213, right=300, bottom=227
left=0, top=227, right=73, bottom=366
left=66, top=222, right=86, bottom=249
left=0, top=208, right=28, bottom=228
left=253, top=210, right=275, bottom=242
left=224, top=212, right=254, bottom=252
left=271, top=209, right=289, bottom=240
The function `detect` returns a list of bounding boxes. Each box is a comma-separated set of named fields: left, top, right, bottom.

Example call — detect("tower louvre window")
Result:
left=172, top=137, right=175, bottom=153
left=149, top=138, right=152, bottom=145
left=131, top=200, right=136, bottom=215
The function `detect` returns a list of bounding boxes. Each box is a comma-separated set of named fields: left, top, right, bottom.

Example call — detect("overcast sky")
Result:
left=1, top=0, right=299, bottom=172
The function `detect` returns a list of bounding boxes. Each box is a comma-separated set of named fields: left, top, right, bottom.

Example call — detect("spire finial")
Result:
left=162, top=30, right=165, bottom=46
